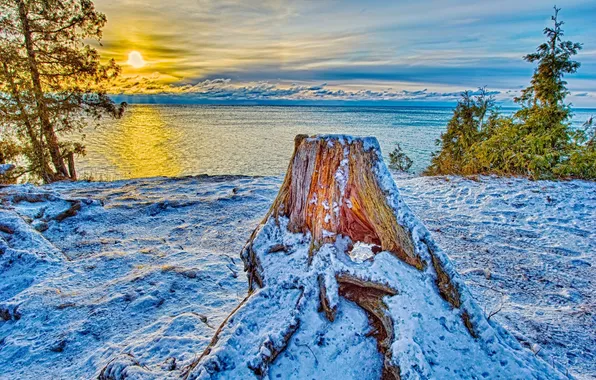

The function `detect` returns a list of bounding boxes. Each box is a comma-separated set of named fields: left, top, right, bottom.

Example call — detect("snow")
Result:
left=0, top=164, right=15, bottom=176
left=0, top=174, right=594, bottom=379
left=395, top=175, right=596, bottom=379
left=0, top=176, right=274, bottom=379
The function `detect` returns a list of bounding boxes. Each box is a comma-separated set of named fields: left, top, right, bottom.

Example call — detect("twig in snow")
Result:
left=295, top=342, right=318, bottom=365
left=466, top=278, right=506, bottom=295
left=486, top=296, right=505, bottom=321
left=226, top=263, right=238, bottom=278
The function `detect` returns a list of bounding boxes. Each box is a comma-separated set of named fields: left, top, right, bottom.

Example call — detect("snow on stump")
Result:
left=100, top=135, right=565, bottom=379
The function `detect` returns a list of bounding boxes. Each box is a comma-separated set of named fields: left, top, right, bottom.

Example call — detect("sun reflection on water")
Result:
left=79, top=105, right=594, bottom=180
left=102, top=105, right=182, bottom=179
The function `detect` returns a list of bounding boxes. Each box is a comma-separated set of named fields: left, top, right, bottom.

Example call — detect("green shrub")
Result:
left=425, top=88, right=497, bottom=176
left=554, top=119, right=596, bottom=179
left=388, top=144, right=413, bottom=172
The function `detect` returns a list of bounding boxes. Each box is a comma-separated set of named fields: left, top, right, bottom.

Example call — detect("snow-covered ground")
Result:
left=0, top=174, right=594, bottom=379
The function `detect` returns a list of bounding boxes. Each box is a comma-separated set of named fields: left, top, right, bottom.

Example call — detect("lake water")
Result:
left=77, top=105, right=595, bottom=180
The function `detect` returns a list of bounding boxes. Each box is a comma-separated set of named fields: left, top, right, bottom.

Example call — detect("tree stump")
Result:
left=100, top=135, right=565, bottom=380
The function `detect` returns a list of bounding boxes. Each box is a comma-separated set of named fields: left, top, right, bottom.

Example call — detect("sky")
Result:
left=94, top=0, right=596, bottom=106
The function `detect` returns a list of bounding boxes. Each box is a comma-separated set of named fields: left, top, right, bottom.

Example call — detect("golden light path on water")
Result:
left=76, top=105, right=595, bottom=181
left=100, top=106, right=182, bottom=179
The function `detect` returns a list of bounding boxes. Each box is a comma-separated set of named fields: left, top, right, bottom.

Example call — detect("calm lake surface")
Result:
left=77, top=105, right=595, bottom=180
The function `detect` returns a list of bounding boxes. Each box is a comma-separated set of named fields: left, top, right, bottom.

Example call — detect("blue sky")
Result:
left=95, top=0, right=596, bottom=106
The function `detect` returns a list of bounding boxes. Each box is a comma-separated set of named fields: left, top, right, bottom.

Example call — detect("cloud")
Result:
left=109, top=77, right=508, bottom=104
left=95, top=0, right=596, bottom=105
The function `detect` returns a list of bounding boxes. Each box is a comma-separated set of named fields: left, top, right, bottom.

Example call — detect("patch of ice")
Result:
left=348, top=242, right=376, bottom=263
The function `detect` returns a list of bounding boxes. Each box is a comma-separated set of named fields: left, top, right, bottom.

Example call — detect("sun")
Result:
left=127, top=51, right=146, bottom=69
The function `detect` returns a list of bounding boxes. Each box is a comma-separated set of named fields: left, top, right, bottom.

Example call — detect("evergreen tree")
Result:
left=425, top=88, right=496, bottom=175
left=0, top=0, right=125, bottom=183
left=388, top=144, right=413, bottom=172
left=427, top=7, right=594, bottom=180
left=509, top=6, right=583, bottom=177
left=515, top=6, right=581, bottom=112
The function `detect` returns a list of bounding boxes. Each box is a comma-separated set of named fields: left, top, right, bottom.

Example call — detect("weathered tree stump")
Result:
left=100, top=135, right=565, bottom=379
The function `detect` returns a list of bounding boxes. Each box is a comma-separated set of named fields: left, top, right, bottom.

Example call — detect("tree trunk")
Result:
left=67, top=152, right=77, bottom=180
left=100, top=135, right=566, bottom=380
left=1, top=62, right=55, bottom=183
left=17, top=0, right=69, bottom=179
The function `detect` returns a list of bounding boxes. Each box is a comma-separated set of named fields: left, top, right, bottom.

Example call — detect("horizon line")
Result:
left=108, top=97, right=596, bottom=110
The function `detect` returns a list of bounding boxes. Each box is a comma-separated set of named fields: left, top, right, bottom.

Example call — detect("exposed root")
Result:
left=53, top=200, right=82, bottom=222
left=247, top=318, right=301, bottom=377
left=0, top=224, right=14, bottom=234
left=318, top=274, right=336, bottom=321
left=267, top=244, right=286, bottom=253
left=181, top=294, right=252, bottom=379
left=242, top=243, right=264, bottom=292
left=431, top=253, right=461, bottom=308
left=183, top=288, right=305, bottom=380
left=338, top=279, right=399, bottom=379
left=461, top=311, right=477, bottom=339
left=336, top=272, right=398, bottom=296
left=382, top=363, right=401, bottom=380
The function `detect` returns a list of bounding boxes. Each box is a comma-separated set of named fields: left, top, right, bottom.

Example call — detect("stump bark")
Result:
left=100, top=135, right=565, bottom=380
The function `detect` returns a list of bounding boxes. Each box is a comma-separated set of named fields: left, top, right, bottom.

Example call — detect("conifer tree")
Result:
left=510, top=6, right=583, bottom=176
left=425, top=88, right=496, bottom=175
left=491, top=6, right=586, bottom=178
left=427, top=7, right=594, bottom=180
left=516, top=6, right=582, bottom=112
left=0, top=0, right=125, bottom=183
